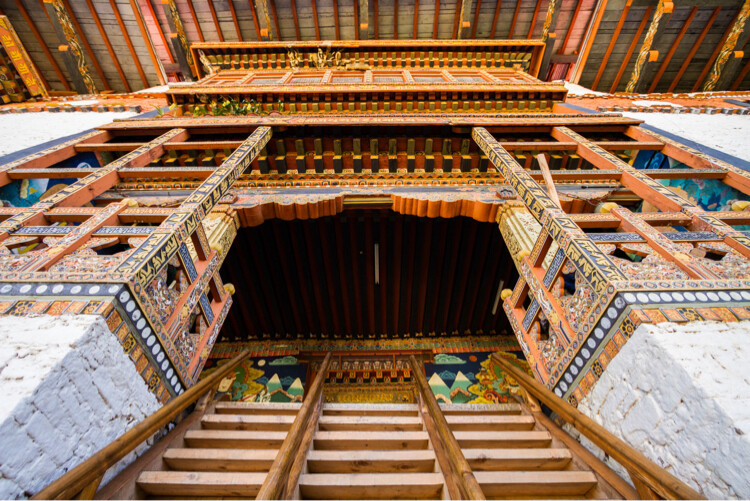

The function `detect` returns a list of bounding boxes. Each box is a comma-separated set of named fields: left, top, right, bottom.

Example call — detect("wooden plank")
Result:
left=317, top=415, right=424, bottom=431
left=290, top=0, right=301, bottom=40
left=591, top=0, right=632, bottom=91
left=558, top=0, right=583, bottom=54
left=333, top=0, right=340, bottom=39
left=433, top=0, right=441, bottom=38
left=668, top=6, right=720, bottom=92
left=60, top=0, right=112, bottom=89
left=128, top=0, right=167, bottom=85
left=439, top=403, right=522, bottom=415
left=201, top=413, right=295, bottom=430
left=226, top=0, right=243, bottom=40
left=313, top=431, right=430, bottom=450
left=214, top=401, right=302, bottom=415
left=311, top=0, right=320, bottom=40
left=162, top=448, right=278, bottom=472
left=306, top=449, right=436, bottom=473
left=463, top=448, right=572, bottom=471
left=298, top=473, right=444, bottom=500
left=489, top=0, right=501, bottom=39
left=142, top=0, right=174, bottom=64
left=527, top=0, right=542, bottom=38
left=570, top=0, right=609, bottom=83
left=413, top=0, right=419, bottom=38
left=445, top=415, right=535, bottom=431
left=470, top=0, right=482, bottom=38
left=82, top=0, right=130, bottom=91
left=453, top=431, right=552, bottom=448
left=136, top=471, right=266, bottom=497
left=474, top=470, right=597, bottom=497
left=507, top=0, right=522, bottom=38
left=322, top=403, right=419, bottom=416
left=184, top=430, right=287, bottom=449
left=731, top=52, right=750, bottom=90
left=610, top=6, right=653, bottom=93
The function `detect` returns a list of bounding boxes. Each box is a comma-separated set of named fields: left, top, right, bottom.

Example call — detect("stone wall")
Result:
left=0, top=315, right=161, bottom=499
left=570, top=320, right=750, bottom=499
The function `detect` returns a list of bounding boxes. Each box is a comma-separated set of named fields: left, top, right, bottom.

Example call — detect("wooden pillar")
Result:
left=255, top=0, right=274, bottom=40
left=161, top=0, right=195, bottom=79
left=702, top=0, right=750, bottom=91
left=358, top=0, right=369, bottom=39
left=42, top=0, right=98, bottom=94
left=624, top=0, right=674, bottom=94
left=457, top=0, right=473, bottom=38
left=538, top=0, right=561, bottom=80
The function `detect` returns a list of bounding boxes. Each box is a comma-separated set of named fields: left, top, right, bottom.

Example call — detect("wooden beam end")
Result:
left=648, top=50, right=659, bottom=62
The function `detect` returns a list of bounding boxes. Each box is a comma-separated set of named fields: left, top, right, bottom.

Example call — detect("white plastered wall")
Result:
left=0, top=315, right=161, bottom=499
left=569, top=320, right=750, bottom=499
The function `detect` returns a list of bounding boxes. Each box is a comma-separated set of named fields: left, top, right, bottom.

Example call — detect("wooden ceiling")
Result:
left=218, top=211, right=517, bottom=341
left=0, top=0, right=747, bottom=96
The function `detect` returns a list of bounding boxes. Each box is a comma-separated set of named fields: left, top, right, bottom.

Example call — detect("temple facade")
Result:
left=0, top=0, right=749, bottom=499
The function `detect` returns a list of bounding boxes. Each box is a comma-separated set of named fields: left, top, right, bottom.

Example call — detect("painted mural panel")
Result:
left=424, top=350, right=529, bottom=404
left=202, top=354, right=307, bottom=402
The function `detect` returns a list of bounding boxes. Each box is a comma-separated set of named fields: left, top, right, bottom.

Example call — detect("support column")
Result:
left=702, top=0, right=750, bottom=91
left=161, top=0, right=195, bottom=79
left=42, top=0, right=98, bottom=94
left=624, top=0, right=674, bottom=94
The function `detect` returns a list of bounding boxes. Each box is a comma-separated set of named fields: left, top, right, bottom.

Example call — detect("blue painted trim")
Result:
left=0, top=106, right=166, bottom=166
left=556, top=103, right=603, bottom=114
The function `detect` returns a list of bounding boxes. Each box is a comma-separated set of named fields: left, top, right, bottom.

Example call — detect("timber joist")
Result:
left=190, top=40, right=546, bottom=78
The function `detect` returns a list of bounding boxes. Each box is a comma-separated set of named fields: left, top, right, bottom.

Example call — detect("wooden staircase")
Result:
left=136, top=402, right=302, bottom=499
left=297, top=403, right=444, bottom=500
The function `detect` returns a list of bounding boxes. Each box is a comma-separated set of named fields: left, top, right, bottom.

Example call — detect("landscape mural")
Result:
left=202, top=354, right=308, bottom=402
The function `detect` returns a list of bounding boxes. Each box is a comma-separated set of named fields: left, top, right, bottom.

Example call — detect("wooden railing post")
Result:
left=408, top=355, right=485, bottom=501
left=489, top=353, right=704, bottom=500
left=256, top=352, right=332, bottom=500
left=33, top=350, right=251, bottom=500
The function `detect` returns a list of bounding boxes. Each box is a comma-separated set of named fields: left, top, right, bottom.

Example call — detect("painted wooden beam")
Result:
left=610, top=5, right=652, bottom=92
left=457, top=0, right=473, bottom=39
left=333, top=0, right=341, bottom=39
left=360, top=0, right=369, bottom=39
left=507, top=0, right=521, bottom=39
left=0, top=15, right=48, bottom=95
left=128, top=0, right=168, bottom=86
left=353, top=0, right=360, bottom=39
left=254, top=0, right=274, bottom=40
left=226, top=0, right=244, bottom=40
left=107, top=0, right=149, bottom=87
left=161, top=0, right=195, bottom=79
left=591, top=0, right=632, bottom=91
left=267, top=0, right=281, bottom=40
left=569, top=0, right=610, bottom=84
left=206, top=0, right=224, bottom=41
left=394, top=0, right=399, bottom=38
left=433, top=0, right=441, bottom=38
left=373, top=0, right=378, bottom=38
left=730, top=50, right=750, bottom=89
left=557, top=0, right=582, bottom=54
left=290, top=0, right=301, bottom=40
left=42, top=0, right=98, bottom=94
left=624, top=0, right=674, bottom=93
left=527, top=0, right=543, bottom=38
left=693, top=7, right=738, bottom=91
left=311, top=0, right=321, bottom=40
left=414, top=0, right=420, bottom=38
left=59, top=0, right=112, bottom=89
left=82, top=0, right=130, bottom=91
left=470, top=0, right=482, bottom=38
left=702, top=0, right=750, bottom=91
left=184, top=0, right=204, bottom=41
left=488, top=0, right=502, bottom=38
left=143, top=0, right=175, bottom=64
left=649, top=6, right=697, bottom=92
left=538, top=0, right=562, bottom=79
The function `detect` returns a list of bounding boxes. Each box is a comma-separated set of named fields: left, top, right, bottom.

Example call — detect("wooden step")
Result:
left=136, top=471, right=266, bottom=497
left=163, top=448, right=278, bottom=472
left=463, top=448, right=572, bottom=471
left=454, top=431, right=551, bottom=449
left=439, top=403, right=523, bottom=415
left=201, top=413, right=295, bottom=431
left=214, top=401, right=301, bottom=415
left=317, top=415, right=424, bottom=431
left=298, top=473, right=444, bottom=499
left=446, top=414, right=536, bottom=431
left=322, top=403, right=419, bottom=416
left=306, top=450, right=436, bottom=473
left=474, top=470, right=597, bottom=498
left=314, top=431, right=430, bottom=450
left=184, top=430, right=287, bottom=449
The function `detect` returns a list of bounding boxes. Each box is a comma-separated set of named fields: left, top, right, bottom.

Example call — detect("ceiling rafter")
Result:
left=649, top=6, right=698, bottom=93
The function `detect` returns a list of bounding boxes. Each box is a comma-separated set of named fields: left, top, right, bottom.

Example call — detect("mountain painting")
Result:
left=424, top=351, right=530, bottom=404
left=200, top=355, right=308, bottom=402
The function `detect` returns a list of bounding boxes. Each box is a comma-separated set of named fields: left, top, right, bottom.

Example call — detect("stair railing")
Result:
left=257, top=351, right=332, bottom=500
left=32, top=350, right=251, bottom=500
left=409, top=355, right=486, bottom=500
left=490, top=353, right=704, bottom=500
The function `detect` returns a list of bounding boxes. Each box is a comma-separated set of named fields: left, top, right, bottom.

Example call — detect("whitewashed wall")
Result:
left=570, top=320, right=750, bottom=499
left=0, top=315, right=161, bottom=499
